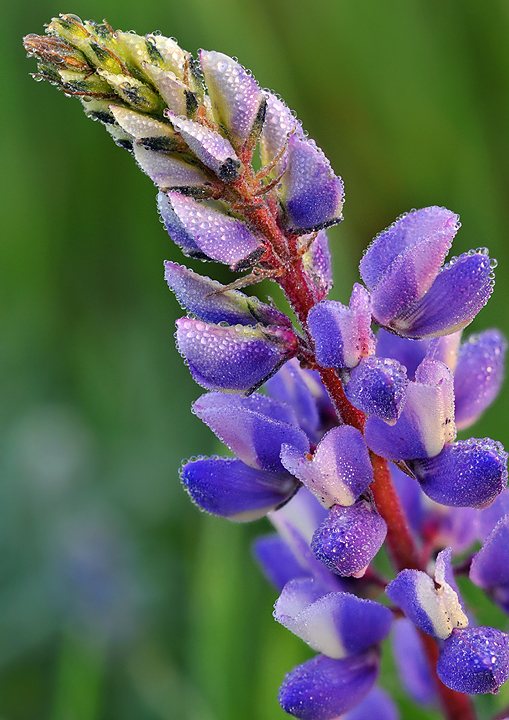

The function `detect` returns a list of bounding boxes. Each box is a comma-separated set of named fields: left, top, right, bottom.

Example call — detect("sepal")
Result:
left=176, top=318, right=298, bottom=393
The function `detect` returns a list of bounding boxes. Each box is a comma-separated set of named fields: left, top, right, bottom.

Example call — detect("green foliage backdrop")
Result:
left=2, top=1, right=509, bottom=718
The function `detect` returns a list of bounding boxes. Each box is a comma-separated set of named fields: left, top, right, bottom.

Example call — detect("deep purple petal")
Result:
left=165, top=192, right=264, bottom=270
left=193, top=391, right=309, bottom=471
left=278, top=651, right=379, bottom=720
left=454, top=329, right=507, bottom=431
left=470, top=515, right=509, bottom=614
left=437, top=626, right=509, bottom=694
left=391, top=618, right=437, bottom=705
left=360, top=207, right=459, bottom=291
left=389, top=251, right=494, bottom=339
left=200, top=50, right=265, bottom=149
left=180, top=456, right=297, bottom=520
left=307, top=285, right=375, bottom=369
left=166, top=111, right=242, bottom=182
left=165, top=261, right=291, bottom=327
left=412, top=438, right=508, bottom=508
left=253, top=534, right=310, bottom=590
left=280, top=135, right=344, bottom=234
left=345, top=356, right=408, bottom=424
left=176, top=318, right=297, bottom=393
left=281, top=426, right=373, bottom=508
left=311, top=500, right=387, bottom=577
left=343, top=687, right=399, bottom=720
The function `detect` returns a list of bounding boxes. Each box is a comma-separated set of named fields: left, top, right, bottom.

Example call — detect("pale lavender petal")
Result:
left=470, top=515, right=509, bottom=614
left=345, top=357, right=408, bottom=424
left=359, top=206, right=458, bottom=292
left=110, top=104, right=179, bottom=146
left=365, top=365, right=453, bottom=461
left=437, top=626, right=509, bottom=694
left=166, top=112, right=242, bottom=182
left=278, top=650, right=379, bottom=720
left=136, top=147, right=212, bottom=191
left=386, top=549, right=468, bottom=640
left=176, top=318, right=297, bottom=393
left=275, top=579, right=392, bottom=657
left=142, top=64, right=192, bottom=117
left=260, top=92, right=302, bottom=175
left=427, top=331, right=462, bottom=371
left=281, top=426, right=373, bottom=508
left=165, top=261, right=291, bottom=327
left=200, top=50, right=265, bottom=148
left=389, top=251, right=494, bottom=339
left=180, top=456, right=297, bottom=520
left=165, top=192, right=264, bottom=270
left=311, top=500, right=387, bottom=577
left=391, top=618, right=437, bottom=705
left=192, top=391, right=309, bottom=472
left=158, top=191, right=208, bottom=259
left=454, top=329, right=507, bottom=431
left=265, top=358, right=321, bottom=441
left=253, top=534, right=310, bottom=590
left=308, top=285, right=375, bottom=369
left=376, top=328, right=429, bottom=380
left=280, top=135, right=344, bottom=234
left=301, top=230, right=334, bottom=302
left=411, top=438, right=508, bottom=508
left=343, top=687, right=399, bottom=720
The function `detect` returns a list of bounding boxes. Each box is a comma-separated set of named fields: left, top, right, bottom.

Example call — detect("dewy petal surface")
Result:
left=200, top=50, right=265, bottom=149
left=278, top=650, right=379, bottom=720
left=437, top=626, right=509, bottom=694
left=165, top=261, right=291, bottom=327
left=345, top=356, right=408, bottom=424
left=280, top=136, right=344, bottom=234
left=260, top=92, right=302, bottom=175
left=158, top=191, right=209, bottom=259
left=411, top=438, right=508, bottom=508
left=280, top=426, right=373, bottom=508
left=164, top=192, right=264, bottom=269
left=180, top=456, right=297, bottom=521
left=176, top=318, right=297, bottom=393
left=359, top=206, right=459, bottom=291
left=136, top=147, right=212, bottom=191
left=193, top=392, right=309, bottom=472
left=311, top=500, right=387, bottom=577
left=274, top=578, right=392, bottom=658
left=454, top=329, right=507, bottom=431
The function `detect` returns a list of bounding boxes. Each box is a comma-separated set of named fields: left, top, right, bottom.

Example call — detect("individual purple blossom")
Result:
left=470, top=515, right=509, bottom=614
left=359, top=206, right=495, bottom=338
left=345, top=356, right=408, bottom=424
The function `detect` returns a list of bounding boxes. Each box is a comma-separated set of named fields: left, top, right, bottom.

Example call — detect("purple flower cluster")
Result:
left=25, top=17, right=509, bottom=720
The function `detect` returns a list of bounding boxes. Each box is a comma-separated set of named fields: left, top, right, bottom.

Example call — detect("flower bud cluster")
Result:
left=25, top=17, right=509, bottom=720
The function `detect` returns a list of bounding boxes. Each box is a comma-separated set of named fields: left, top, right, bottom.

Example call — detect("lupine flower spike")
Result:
left=25, top=16, right=509, bottom=720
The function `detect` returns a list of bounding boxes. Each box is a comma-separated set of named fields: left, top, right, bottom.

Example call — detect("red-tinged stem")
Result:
left=369, top=453, right=422, bottom=572
left=419, top=632, right=478, bottom=720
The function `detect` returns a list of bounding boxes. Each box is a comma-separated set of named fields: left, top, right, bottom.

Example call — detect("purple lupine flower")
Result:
left=360, top=206, right=495, bottom=338
left=470, top=515, right=509, bottom=614
left=345, top=356, right=408, bottom=424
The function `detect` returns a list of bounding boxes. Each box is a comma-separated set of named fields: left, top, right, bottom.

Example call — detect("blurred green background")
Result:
left=3, top=0, right=509, bottom=718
